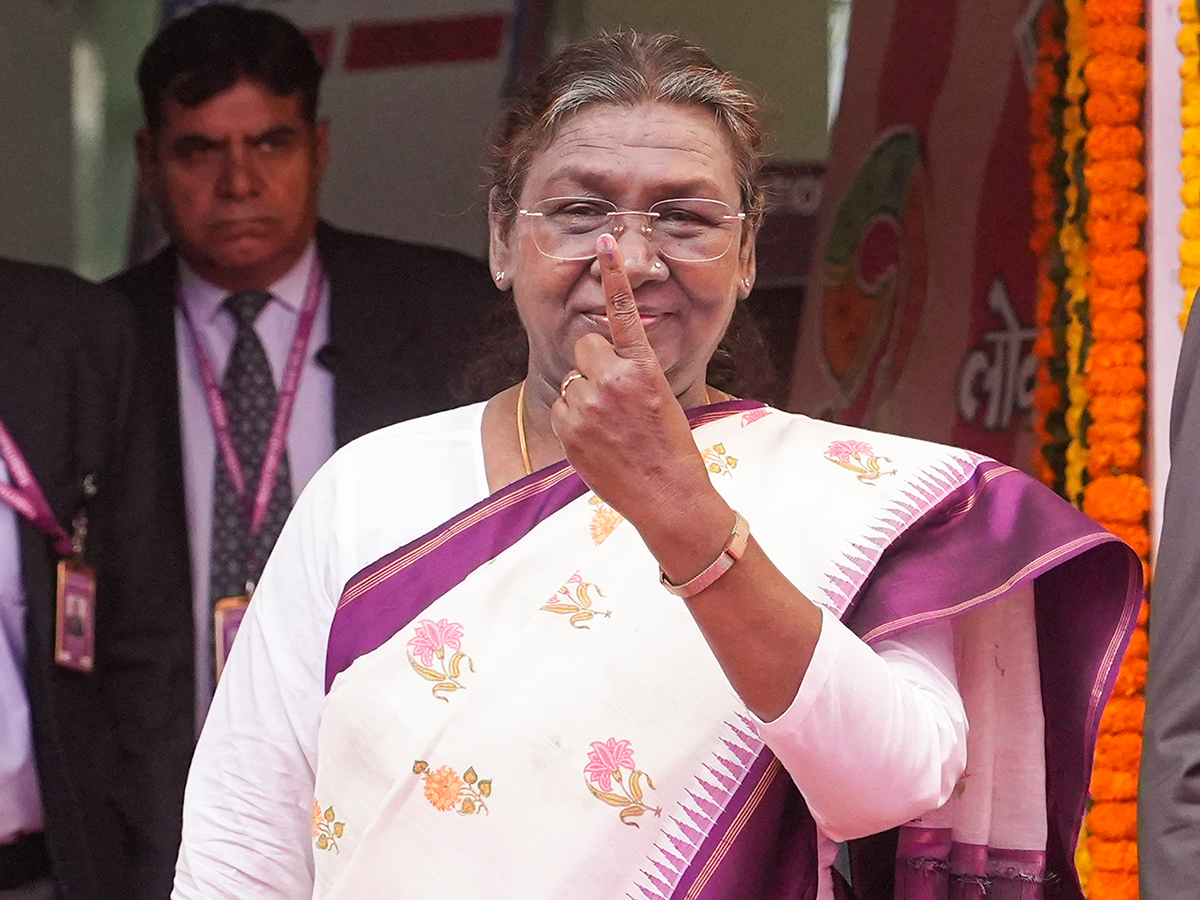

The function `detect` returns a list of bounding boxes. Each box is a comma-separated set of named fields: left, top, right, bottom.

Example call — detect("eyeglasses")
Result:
left=517, top=197, right=746, bottom=262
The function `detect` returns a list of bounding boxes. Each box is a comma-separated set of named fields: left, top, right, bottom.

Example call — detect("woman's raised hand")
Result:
left=551, top=235, right=729, bottom=550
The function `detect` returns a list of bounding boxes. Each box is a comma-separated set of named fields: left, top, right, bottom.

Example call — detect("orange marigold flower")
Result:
left=1089, top=284, right=1143, bottom=311
left=1091, top=310, right=1145, bottom=342
left=1086, top=124, right=1145, bottom=161
left=1088, top=189, right=1148, bottom=225
left=1094, top=732, right=1143, bottom=772
left=1086, top=92, right=1142, bottom=126
left=1104, top=521, right=1152, bottom=558
left=1088, top=839, right=1140, bottom=874
left=1086, top=439, right=1142, bottom=476
left=1086, top=158, right=1145, bottom=194
left=1086, top=23, right=1147, bottom=56
left=1034, top=381, right=1062, bottom=414
left=1085, top=217, right=1142, bottom=253
left=1091, top=250, right=1148, bottom=288
left=1083, top=474, right=1151, bottom=523
left=1085, top=866, right=1139, bottom=900
left=1086, top=801, right=1138, bottom=840
left=423, top=765, right=465, bottom=811
left=1033, top=332, right=1058, bottom=362
left=1124, top=624, right=1149, bottom=662
left=1087, top=341, right=1145, bottom=368
left=1083, top=55, right=1147, bottom=94
left=1099, top=695, right=1147, bottom=735
left=1088, top=419, right=1142, bottom=443
left=1112, top=654, right=1148, bottom=697
left=1091, top=766, right=1139, bottom=801
left=1085, top=0, right=1143, bottom=25
left=1089, top=394, right=1145, bottom=422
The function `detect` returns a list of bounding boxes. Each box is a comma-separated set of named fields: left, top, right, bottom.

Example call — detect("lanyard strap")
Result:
left=0, top=416, right=76, bottom=558
left=178, top=256, right=324, bottom=537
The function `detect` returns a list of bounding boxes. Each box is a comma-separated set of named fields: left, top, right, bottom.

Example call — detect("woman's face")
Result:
left=490, top=101, right=756, bottom=407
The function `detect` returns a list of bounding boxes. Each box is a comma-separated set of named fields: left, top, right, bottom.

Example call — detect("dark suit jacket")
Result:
left=1141, top=299, right=1200, bottom=899
left=104, top=221, right=499, bottom=888
left=0, top=258, right=184, bottom=900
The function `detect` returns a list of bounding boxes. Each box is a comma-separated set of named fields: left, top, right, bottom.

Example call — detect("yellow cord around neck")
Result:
left=516, top=380, right=533, bottom=476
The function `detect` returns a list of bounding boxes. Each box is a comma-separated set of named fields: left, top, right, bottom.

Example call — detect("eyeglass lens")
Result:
left=526, top=198, right=742, bottom=261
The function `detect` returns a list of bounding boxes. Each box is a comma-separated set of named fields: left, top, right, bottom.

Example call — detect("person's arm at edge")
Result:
left=1140, top=294, right=1200, bottom=900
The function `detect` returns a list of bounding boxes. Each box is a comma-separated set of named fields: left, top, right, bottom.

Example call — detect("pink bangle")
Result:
left=659, top=512, right=750, bottom=598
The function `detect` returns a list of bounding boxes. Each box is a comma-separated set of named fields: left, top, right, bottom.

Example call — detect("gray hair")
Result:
left=488, top=32, right=769, bottom=231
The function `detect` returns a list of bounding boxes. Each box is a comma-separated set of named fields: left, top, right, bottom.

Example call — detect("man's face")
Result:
left=137, top=78, right=329, bottom=291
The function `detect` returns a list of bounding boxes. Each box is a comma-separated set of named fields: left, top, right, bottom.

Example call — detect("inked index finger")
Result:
left=597, top=233, right=654, bottom=359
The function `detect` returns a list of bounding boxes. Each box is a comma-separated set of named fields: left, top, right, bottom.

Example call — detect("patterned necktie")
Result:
left=209, top=291, right=294, bottom=608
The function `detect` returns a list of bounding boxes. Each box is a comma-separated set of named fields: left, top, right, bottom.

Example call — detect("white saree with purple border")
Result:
left=313, top=400, right=1139, bottom=900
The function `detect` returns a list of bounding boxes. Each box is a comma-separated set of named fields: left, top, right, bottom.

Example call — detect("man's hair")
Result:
left=138, top=3, right=323, bottom=130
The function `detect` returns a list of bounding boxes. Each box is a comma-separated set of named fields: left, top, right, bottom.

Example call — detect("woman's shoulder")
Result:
left=328, top=402, right=488, bottom=470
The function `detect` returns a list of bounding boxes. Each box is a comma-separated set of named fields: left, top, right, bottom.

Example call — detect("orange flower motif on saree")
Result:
left=824, top=439, right=897, bottom=484
left=406, top=618, right=473, bottom=701
left=413, top=760, right=491, bottom=815
left=584, top=738, right=661, bottom=827
left=542, top=571, right=611, bottom=628
left=312, top=800, right=345, bottom=853
left=588, top=494, right=624, bottom=544
left=701, top=443, right=738, bottom=477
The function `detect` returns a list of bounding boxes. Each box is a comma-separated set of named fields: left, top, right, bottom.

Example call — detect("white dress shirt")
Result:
left=174, top=404, right=966, bottom=900
left=0, top=457, right=44, bottom=844
left=175, top=241, right=336, bottom=724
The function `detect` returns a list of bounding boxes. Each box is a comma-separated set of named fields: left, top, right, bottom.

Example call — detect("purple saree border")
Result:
left=661, top=461, right=1139, bottom=900
left=664, top=750, right=818, bottom=900
left=896, top=827, right=1048, bottom=900
left=840, top=462, right=1141, bottom=900
left=325, top=399, right=764, bottom=693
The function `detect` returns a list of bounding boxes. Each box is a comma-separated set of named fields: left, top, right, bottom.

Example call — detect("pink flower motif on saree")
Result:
left=584, top=738, right=662, bottom=827
left=588, top=494, right=624, bottom=544
left=542, top=571, right=611, bottom=628
left=312, top=800, right=345, bottom=853
left=824, top=439, right=896, bottom=484
left=741, top=407, right=771, bottom=426
left=406, top=618, right=473, bottom=700
left=413, top=760, right=491, bottom=815
left=701, top=443, right=738, bottom=477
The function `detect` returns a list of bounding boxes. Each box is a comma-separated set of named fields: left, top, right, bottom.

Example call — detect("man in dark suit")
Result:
left=106, top=3, right=499, bottom=743
left=0, top=257, right=187, bottom=900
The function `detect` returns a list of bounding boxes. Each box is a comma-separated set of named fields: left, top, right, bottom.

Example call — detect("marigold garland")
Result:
left=1182, top=0, right=1200, bottom=323
left=1032, top=0, right=1149, bottom=895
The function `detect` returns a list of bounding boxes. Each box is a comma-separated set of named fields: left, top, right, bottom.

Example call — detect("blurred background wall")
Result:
left=0, top=0, right=840, bottom=281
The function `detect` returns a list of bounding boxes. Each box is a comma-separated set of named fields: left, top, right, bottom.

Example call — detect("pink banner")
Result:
left=787, top=0, right=1039, bottom=469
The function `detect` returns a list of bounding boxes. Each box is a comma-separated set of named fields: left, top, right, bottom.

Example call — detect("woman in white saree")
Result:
left=173, top=33, right=1140, bottom=900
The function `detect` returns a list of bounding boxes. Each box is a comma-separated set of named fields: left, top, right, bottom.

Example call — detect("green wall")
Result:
left=549, top=0, right=829, bottom=161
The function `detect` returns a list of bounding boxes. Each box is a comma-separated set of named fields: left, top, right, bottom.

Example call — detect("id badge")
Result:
left=55, top=557, right=96, bottom=672
left=214, top=594, right=251, bottom=681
